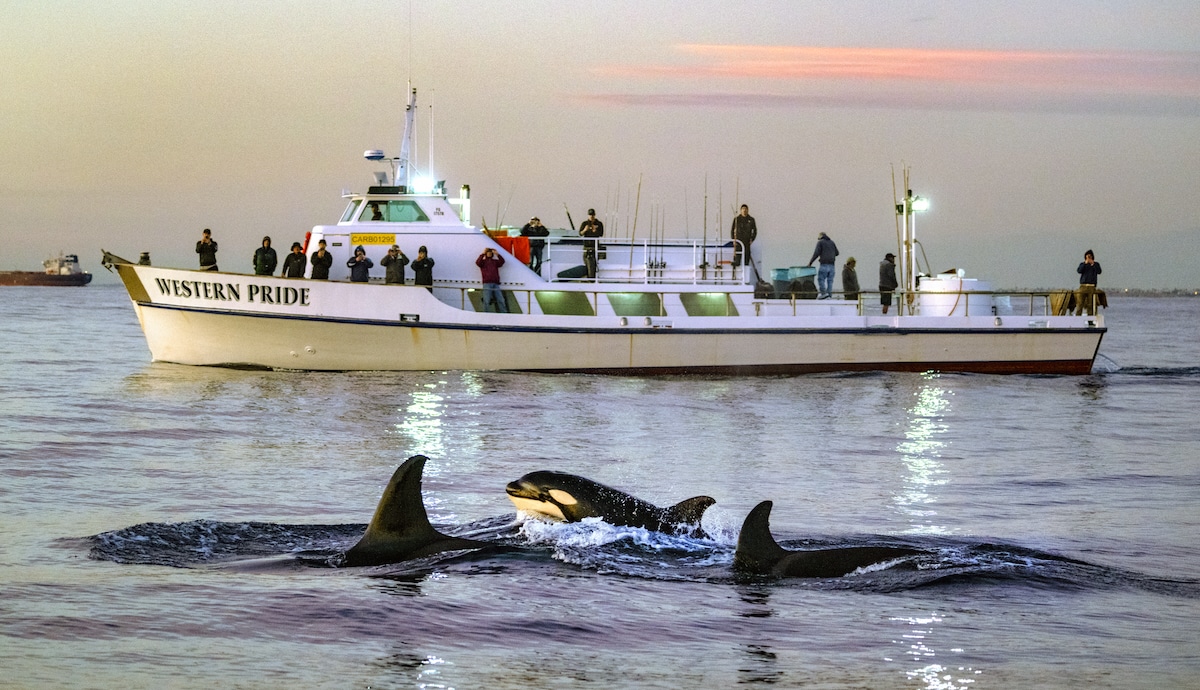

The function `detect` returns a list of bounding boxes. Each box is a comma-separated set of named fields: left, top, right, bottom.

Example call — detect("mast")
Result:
left=395, top=86, right=417, bottom=187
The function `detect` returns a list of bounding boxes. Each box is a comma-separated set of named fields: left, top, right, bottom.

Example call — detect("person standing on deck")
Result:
left=1075, top=249, right=1102, bottom=315
left=730, top=204, right=758, bottom=277
left=580, top=209, right=604, bottom=279
left=381, top=245, right=410, bottom=284
left=196, top=228, right=218, bottom=271
left=476, top=248, right=507, bottom=313
left=347, top=245, right=373, bottom=283
left=842, top=257, right=860, bottom=302
left=253, top=236, right=277, bottom=276
left=521, top=217, right=550, bottom=276
left=807, top=232, right=839, bottom=299
left=879, top=252, right=898, bottom=314
left=412, top=246, right=435, bottom=291
left=309, top=240, right=332, bottom=280
left=281, top=242, right=306, bottom=278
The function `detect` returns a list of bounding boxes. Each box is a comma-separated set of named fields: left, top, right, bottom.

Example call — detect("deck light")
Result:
left=412, top=176, right=436, bottom=194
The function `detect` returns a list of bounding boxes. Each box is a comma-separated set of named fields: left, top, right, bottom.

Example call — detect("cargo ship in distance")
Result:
left=102, top=88, right=1105, bottom=374
left=0, top=253, right=93, bottom=287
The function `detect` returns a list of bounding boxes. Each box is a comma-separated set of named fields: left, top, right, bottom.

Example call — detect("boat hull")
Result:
left=0, top=271, right=92, bottom=287
left=128, top=300, right=1102, bottom=375
left=113, top=263, right=1104, bottom=375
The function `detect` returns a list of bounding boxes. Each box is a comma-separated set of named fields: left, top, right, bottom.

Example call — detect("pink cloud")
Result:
left=585, top=45, right=1200, bottom=113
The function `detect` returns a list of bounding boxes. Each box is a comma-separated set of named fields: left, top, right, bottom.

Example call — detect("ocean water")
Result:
left=1, top=285, right=1198, bottom=689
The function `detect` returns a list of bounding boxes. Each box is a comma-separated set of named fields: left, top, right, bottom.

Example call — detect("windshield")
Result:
left=340, top=201, right=361, bottom=223
left=358, top=200, right=430, bottom=223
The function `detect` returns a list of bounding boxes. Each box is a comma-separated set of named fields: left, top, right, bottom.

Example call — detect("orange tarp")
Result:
left=494, top=236, right=530, bottom=264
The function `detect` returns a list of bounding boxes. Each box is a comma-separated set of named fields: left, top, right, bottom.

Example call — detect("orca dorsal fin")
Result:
left=732, top=500, right=790, bottom=574
left=343, top=455, right=484, bottom=566
left=662, top=496, right=716, bottom=529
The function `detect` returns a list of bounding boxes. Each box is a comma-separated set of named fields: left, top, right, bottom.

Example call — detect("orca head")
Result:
left=505, top=471, right=603, bottom=522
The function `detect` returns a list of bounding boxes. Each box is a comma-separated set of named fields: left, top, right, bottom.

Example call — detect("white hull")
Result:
left=116, top=264, right=1104, bottom=375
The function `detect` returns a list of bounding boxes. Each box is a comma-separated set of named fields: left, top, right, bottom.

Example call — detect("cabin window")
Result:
left=607, top=292, right=665, bottom=317
left=340, top=201, right=361, bottom=223
left=358, top=200, right=431, bottom=223
left=535, top=291, right=595, bottom=316
left=679, top=293, right=738, bottom=317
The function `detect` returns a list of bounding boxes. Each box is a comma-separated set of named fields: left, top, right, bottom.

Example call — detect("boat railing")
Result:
left=439, top=284, right=1081, bottom=319
left=541, top=237, right=750, bottom=286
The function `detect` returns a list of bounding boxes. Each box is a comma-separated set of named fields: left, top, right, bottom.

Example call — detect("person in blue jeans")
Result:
left=807, top=232, right=839, bottom=299
left=476, top=247, right=507, bottom=312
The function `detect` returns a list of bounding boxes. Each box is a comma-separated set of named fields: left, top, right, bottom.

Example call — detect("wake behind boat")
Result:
left=103, top=89, right=1104, bottom=374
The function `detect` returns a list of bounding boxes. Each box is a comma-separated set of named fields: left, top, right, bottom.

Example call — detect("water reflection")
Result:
left=894, top=376, right=950, bottom=535
left=888, top=613, right=982, bottom=689
left=393, top=380, right=448, bottom=458
left=735, top=587, right=782, bottom=685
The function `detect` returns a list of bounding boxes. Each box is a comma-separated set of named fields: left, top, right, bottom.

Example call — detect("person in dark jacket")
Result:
left=520, top=217, right=550, bottom=275
left=196, top=228, right=218, bottom=271
left=281, top=242, right=306, bottom=278
left=253, top=236, right=277, bottom=276
left=730, top=204, right=757, bottom=271
left=347, top=245, right=373, bottom=283
left=879, top=252, right=899, bottom=314
left=579, top=209, right=604, bottom=279
left=381, top=244, right=410, bottom=284
left=842, top=256, right=860, bottom=302
left=412, top=246, right=435, bottom=290
left=807, top=232, right=839, bottom=299
left=309, top=239, right=332, bottom=280
left=1075, top=249, right=1102, bottom=315
left=476, top=247, right=507, bottom=312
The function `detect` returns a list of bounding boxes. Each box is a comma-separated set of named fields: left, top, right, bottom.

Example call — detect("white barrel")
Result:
left=916, top=275, right=993, bottom=316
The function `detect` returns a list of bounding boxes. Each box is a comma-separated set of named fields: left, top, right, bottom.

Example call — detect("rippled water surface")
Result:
left=2, top=286, right=1198, bottom=689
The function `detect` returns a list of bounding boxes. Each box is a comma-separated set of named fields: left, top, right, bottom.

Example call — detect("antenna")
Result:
left=428, top=91, right=434, bottom=187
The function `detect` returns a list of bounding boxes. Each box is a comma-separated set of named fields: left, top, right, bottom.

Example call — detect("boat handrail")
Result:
left=539, top=237, right=750, bottom=286
left=436, top=284, right=1083, bottom=319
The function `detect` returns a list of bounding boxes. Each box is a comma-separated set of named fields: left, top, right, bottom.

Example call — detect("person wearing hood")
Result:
left=806, top=232, right=839, bottom=299
left=253, top=236, right=277, bottom=276
left=412, top=246, right=435, bottom=290
left=842, top=256, right=860, bottom=302
left=347, top=245, right=373, bottom=283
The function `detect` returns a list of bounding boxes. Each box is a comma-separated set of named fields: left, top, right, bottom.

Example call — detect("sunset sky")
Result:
left=3, top=1, right=1198, bottom=288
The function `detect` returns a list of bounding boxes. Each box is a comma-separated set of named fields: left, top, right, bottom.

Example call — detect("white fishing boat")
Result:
left=103, top=90, right=1104, bottom=374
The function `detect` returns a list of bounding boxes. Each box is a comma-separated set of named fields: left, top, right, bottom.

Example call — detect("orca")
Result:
left=733, top=501, right=921, bottom=578
left=505, top=470, right=715, bottom=536
left=341, top=455, right=491, bottom=567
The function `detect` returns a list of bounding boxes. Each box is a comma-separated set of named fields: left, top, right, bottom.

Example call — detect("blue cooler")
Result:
left=771, top=268, right=790, bottom=296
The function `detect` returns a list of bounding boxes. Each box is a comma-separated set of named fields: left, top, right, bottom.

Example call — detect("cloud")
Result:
left=582, top=45, right=1200, bottom=115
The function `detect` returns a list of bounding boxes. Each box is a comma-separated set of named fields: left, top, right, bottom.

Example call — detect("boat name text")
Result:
left=154, top=278, right=310, bottom=306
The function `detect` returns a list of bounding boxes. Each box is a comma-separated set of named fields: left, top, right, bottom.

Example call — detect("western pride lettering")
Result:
left=154, top=278, right=308, bottom=307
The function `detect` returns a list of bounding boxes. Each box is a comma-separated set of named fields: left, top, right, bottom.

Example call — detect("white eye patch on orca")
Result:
left=548, top=489, right=577, bottom=506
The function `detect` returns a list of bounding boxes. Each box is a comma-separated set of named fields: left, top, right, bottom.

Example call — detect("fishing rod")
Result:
left=701, top=174, right=708, bottom=280
left=628, top=174, right=643, bottom=272
left=563, top=203, right=576, bottom=233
